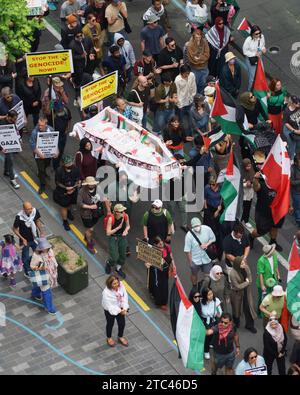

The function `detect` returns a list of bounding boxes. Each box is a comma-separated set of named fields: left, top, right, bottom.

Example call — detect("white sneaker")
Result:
left=73, top=99, right=79, bottom=107
left=245, top=222, right=252, bottom=228
left=10, top=179, right=20, bottom=189
left=204, top=352, right=210, bottom=360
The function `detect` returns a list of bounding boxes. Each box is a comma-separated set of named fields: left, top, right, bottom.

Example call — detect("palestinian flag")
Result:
left=237, top=17, right=251, bottom=37
left=201, top=127, right=225, bottom=150
left=211, top=82, right=248, bottom=136
left=287, top=241, right=300, bottom=323
left=252, top=57, right=269, bottom=118
left=169, top=277, right=206, bottom=370
left=220, top=149, right=240, bottom=222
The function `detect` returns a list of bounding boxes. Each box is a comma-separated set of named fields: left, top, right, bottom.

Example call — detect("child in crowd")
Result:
left=0, top=234, right=23, bottom=287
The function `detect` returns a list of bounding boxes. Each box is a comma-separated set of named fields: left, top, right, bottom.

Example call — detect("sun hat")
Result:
left=204, top=86, right=215, bottom=96
left=62, top=154, right=73, bottom=165
left=191, top=217, right=201, bottom=228
left=253, top=150, right=265, bottom=164
left=82, top=176, right=99, bottom=186
left=265, top=277, right=277, bottom=288
left=113, top=204, right=127, bottom=213
left=147, top=15, right=160, bottom=24
left=35, top=238, right=52, bottom=251
left=263, top=244, right=276, bottom=258
left=52, top=77, right=64, bottom=87
left=272, top=285, right=284, bottom=297
left=225, top=52, right=236, bottom=63
left=152, top=199, right=163, bottom=208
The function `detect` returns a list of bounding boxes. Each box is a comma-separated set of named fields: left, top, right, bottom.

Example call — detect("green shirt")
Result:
left=261, top=293, right=285, bottom=319
left=256, top=254, right=279, bottom=289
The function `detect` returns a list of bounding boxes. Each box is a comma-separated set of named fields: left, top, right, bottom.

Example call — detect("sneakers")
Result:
left=86, top=239, right=96, bottom=254
left=9, top=278, right=16, bottom=287
left=10, top=179, right=20, bottom=189
left=67, top=210, right=74, bottom=221
left=116, top=268, right=126, bottom=279
left=63, top=220, right=71, bottom=231
left=38, top=186, right=45, bottom=195
left=245, top=222, right=252, bottom=228
left=245, top=326, right=257, bottom=334
left=204, top=352, right=210, bottom=360
left=160, top=305, right=168, bottom=311
left=47, top=310, right=56, bottom=316
left=269, top=239, right=283, bottom=252
left=105, top=260, right=112, bottom=275
left=32, top=295, right=42, bottom=301
left=24, top=272, right=30, bottom=279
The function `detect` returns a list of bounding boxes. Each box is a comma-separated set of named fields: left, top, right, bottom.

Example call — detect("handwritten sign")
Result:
left=0, top=124, right=22, bottom=153
left=11, top=101, right=26, bottom=130
left=244, top=365, right=267, bottom=376
left=35, top=131, right=59, bottom=158
left=136, top=239, right=163, bottom=270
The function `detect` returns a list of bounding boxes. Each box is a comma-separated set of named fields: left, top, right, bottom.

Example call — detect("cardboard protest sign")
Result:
left=0, top=124, right=22, bottom=153
left=11, top=101, right=26, bottom=130
left=26, top=50, right=74, bottom=77
left=80, top=71, right=118, bottom=109
left=136, top=239, right=164, bottom=270
left=35, top=131, right=59, bottom=158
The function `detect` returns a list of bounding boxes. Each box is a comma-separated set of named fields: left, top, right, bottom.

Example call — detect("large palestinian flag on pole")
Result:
left=287, top=241, right=300, bottom=323
left=211, top=82, right=249, bottom=136
left=219, top=149, right=241, bottom=223
left=252, top=57, right=269, bottom=118
left=169, top=276, right=206, bottom=370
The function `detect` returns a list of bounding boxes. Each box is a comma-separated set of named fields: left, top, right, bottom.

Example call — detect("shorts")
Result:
left=190, top=261, right=212, bottom=276
left=53, top=189, right=78, bottom=208
left=214, top=350, right=236, bottom=369
left=255, top=212, right=285, bottom=236
left=81, top=216, right=100, bottom=229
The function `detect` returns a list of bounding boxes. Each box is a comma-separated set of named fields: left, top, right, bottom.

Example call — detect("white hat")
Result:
left=263, top=244, right=276, bottom=257
left=225, top=52, right=236, bottom=63
left=152, top=199, right=163, bottom=208
left=272, top=285, right=284, bottom=297
left=204, top=86, right=215, bottom=96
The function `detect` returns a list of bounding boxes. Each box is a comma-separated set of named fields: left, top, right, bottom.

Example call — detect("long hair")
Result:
left=201, top=287, right=215, bottom=305
left=167, top=115, right=184, bottom=136
left=269, top=78, right=281, bottom=95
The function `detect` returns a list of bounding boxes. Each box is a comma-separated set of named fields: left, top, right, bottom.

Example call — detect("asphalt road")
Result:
left=9, top=0, right=300, bottom=374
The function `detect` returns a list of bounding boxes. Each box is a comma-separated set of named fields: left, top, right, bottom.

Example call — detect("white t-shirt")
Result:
left=200, top=297, right=222, bottom=326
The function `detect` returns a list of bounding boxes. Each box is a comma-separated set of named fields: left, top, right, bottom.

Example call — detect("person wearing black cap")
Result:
left=102, top=45, right=127, bottom=95
left=283, top=95, right=300, bottom=161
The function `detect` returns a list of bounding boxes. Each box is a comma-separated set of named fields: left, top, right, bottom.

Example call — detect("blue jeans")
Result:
left=245, top=57, right=257, bottom=91
left=178, top=105, right=192, bottom=136
left=191, top=67, right=209, bottom=94
left=153, top=109, right=175, bottom=134
left=193, top=113, right=209, bottom=133
left=31, top=286, right=56, bottom=313
left=22, top=241, right=37, bottom=275
left=142, top=113, right=148, bottom=129
left=292, top=192, right=300, bottom=227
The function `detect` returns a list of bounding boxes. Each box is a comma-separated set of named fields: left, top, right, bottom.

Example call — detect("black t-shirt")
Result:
left=127, top=87, right=150, bottom=113
left=211, top=325, right=237, bottom=354
left=13, top=209, right=41, bottom=243
left=223, top=234, right=249, bottom=267
left=255, top=178, right=275, bottom=217
left=55, top=166, right=80, bottom=194
left=157, top=46, right=183, bottom=80
left=283, top=106, right=300, bottom=130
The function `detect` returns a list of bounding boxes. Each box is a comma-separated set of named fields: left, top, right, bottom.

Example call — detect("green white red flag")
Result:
left=252, top=57, right=269, bottom=118
left=287, top=241, right=300, bottom=323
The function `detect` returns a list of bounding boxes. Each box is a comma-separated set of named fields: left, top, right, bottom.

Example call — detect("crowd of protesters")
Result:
left=0, top=0, right=300, bottom=375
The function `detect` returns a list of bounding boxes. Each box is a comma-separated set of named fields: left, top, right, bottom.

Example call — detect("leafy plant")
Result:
left=75, top=256, right=85, bottom=267
left=0, top=0, right=43, bottom=60
left=56, top=251, right=68, bottom=265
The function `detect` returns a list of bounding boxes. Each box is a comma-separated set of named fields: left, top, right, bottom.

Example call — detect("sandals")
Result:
left=107, top=338, right=116, bottom=347
left=118, top=337, right=129, bottom=347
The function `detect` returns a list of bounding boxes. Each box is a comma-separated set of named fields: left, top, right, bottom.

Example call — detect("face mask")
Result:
left=228, top=59, right=236, bottom=65
left=193, top=226, right=201, bottom=233
left=88, top=187, right=95, bottom=192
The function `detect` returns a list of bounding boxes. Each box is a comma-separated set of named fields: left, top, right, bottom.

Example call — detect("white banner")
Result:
left=244, top=365, right=268, bottom=376
left=11, top=101, right=26, bottom=130
left=35, top=131, right=59, bottom=159
left=0, top=124, right=22, bottom=153
left=129, top=105, right=143, bottom=126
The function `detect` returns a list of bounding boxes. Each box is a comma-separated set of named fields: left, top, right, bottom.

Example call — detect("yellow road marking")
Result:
left=69, top=224, right=97, bottom=253
left=173, top=340, right=177, bottom=346
left=123, top=281, right=150, bottom=312
left=20, top=171, right=48, bottom=199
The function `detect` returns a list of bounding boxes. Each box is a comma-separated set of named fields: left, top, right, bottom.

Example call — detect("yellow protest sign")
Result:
left=26, top=50, right=74, bottom=77
left=80, top=71, right=118, bottom=109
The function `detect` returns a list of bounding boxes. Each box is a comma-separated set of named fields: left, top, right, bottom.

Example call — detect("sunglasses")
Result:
left=90, top=19, right=96, bottom=22
left=250, top=355, right=258, bottom=360
left=193, top=295, right=201, bottom=299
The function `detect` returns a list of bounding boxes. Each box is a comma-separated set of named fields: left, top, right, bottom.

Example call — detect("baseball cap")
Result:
left=152, top=199, right=163, bottom=208
left=291, top=95, right=300, bottom=105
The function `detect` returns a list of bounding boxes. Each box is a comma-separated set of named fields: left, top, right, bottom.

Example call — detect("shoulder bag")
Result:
left=189, top=229, right=218, bottom=261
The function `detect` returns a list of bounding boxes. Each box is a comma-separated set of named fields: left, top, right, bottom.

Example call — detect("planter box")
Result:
left=50, top=236, right=88, bottom=295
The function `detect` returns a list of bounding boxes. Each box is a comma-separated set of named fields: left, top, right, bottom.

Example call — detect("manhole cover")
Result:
left=269, top=46, right=280, bottom=54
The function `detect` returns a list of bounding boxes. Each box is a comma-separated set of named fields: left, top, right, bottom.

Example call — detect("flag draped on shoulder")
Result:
left=211, top=82, right=248, bottom=136
left=169, top=276, right=206, bottom=370
left=261, top=136, right=290, bottom=224
left=219, top=149, right=241, bottom=222
left=252, top=57, right=269, bottom=118
left=287, top=241, right=300, bottom=323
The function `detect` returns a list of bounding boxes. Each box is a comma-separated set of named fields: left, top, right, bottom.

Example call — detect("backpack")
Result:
left=104, top=213, right=128, bottom=232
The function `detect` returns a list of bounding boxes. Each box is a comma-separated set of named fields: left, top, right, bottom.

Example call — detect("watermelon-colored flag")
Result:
left=237, top=17, right=251, bottom=37
left=287, top=241, right=300, bottom=323
left=252, top=57, right=269, bottom=118
left=219, top=149, right=241, bottom=222
left=261, top=135, right=290, bottom=224
left=169, top=276, right=206, bottom=370
left=211, top=81, right=248, bottom=136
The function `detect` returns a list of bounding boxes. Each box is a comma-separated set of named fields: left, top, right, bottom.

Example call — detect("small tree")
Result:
left=0, top=0, right=41, bottom=59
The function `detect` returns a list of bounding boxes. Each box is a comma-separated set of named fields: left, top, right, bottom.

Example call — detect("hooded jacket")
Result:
left=113, top=33, right=136, bottom=71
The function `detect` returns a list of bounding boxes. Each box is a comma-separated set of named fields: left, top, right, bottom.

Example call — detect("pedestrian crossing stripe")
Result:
left=20, top=171, right=48, bottom=199
left=123, top=281, right=150, bottom=312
